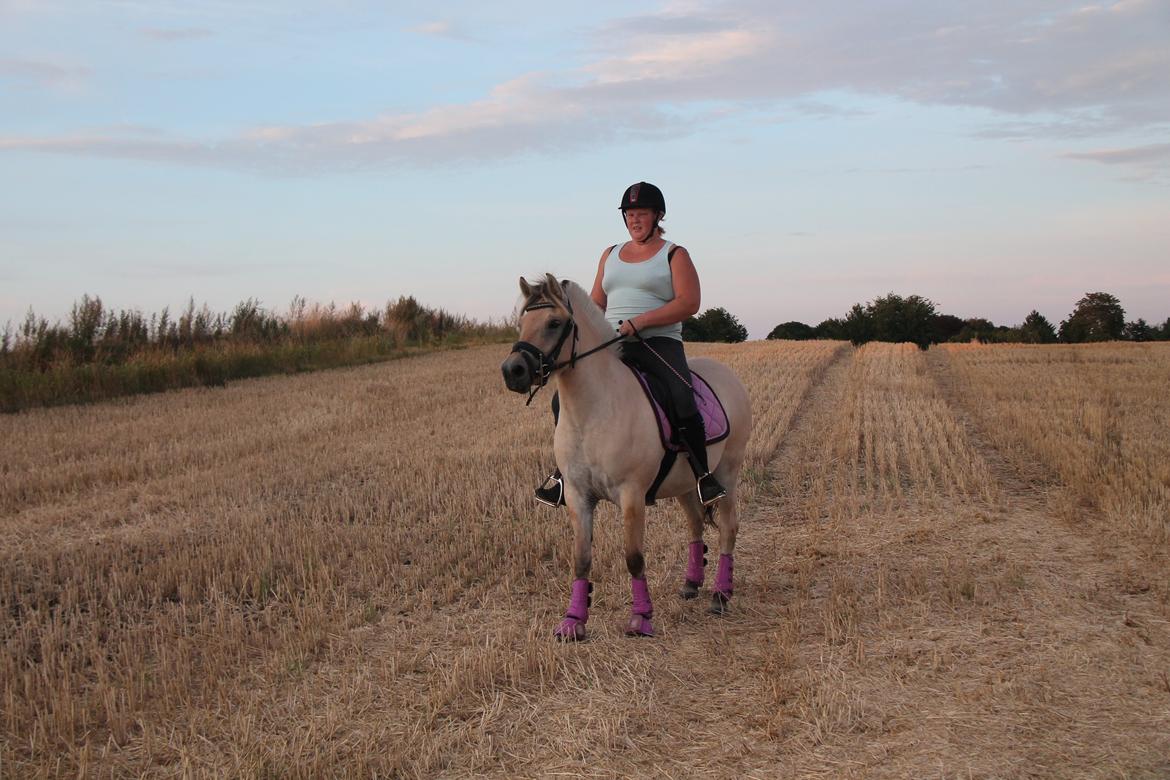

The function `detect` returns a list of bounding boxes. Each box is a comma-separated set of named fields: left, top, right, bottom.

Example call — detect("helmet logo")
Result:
left=629, top=183, right=640, bottom=204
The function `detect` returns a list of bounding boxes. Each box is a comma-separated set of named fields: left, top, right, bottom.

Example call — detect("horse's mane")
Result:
left=521, top=276, right=619, bottom=353
left=562, top=281, right=617, bottom=346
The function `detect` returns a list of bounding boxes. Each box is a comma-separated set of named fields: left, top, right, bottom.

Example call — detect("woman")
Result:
left=536, top=181, right=726, bottom=508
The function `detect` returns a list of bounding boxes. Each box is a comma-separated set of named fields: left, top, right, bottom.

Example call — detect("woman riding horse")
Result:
left=502, top=182, right=751, bottom=640
left=535, top=181, right=725, bottom=508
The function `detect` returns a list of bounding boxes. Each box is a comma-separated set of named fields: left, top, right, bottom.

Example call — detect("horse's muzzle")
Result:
left=501, top=352, right=534, bottom=393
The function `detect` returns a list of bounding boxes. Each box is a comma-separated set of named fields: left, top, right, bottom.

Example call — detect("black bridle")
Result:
left=510, top=294, right=623, bottom=406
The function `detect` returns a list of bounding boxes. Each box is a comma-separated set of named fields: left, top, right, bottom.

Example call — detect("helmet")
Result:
left=619, top=181, right=665, bottom=215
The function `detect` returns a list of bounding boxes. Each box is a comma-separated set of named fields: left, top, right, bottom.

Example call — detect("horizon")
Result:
left=3, top=284, right=1163, bottom=343
left=2, top=1, right=1168, bottom=340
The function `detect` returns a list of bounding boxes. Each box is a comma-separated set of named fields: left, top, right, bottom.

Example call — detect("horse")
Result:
left=500, top=274, right=752, bottom=640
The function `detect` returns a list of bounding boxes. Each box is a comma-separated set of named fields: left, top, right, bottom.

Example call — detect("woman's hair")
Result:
left=656, top=213, right=666, bottom=236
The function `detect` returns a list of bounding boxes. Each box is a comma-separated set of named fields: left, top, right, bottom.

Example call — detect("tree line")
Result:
left=772, top=291, right=1167, bottom=347
left=680, top=292, right=1168, bottom=346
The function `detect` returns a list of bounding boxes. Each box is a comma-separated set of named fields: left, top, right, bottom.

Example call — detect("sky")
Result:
left=1, top=0, right=1168, bottom=339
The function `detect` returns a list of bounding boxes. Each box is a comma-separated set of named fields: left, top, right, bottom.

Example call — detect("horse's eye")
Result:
left=547, top=319, right=562, bottom=330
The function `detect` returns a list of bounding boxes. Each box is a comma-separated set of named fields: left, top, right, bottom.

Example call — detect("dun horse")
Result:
left=501, top=274, right=752, bottom=640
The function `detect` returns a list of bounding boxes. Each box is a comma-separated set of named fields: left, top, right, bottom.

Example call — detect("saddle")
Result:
left=624, top=364, right=730, bottom=504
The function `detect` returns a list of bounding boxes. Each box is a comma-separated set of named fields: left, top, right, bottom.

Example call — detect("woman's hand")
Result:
left=618, top=317, right=641, bottom=338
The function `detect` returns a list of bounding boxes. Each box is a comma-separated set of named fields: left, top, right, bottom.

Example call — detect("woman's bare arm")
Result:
left=590, top=246, right=614, bottom=310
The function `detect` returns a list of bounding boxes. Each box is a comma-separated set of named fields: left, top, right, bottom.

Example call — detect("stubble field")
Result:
left=2, top=339, right=1169, bottom=778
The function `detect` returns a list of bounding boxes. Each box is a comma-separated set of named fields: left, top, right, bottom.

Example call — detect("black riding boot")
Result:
left=535, top=468, right=565, bottom=508
left=678, top=413, right=726, bottom=507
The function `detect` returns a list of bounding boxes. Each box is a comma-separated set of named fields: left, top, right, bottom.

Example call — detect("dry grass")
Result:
left=800, top=342, right=998, bottom=521
left=2, top=339, right=1168, bottom=778
left=940, top=341, right=1170, bottom=543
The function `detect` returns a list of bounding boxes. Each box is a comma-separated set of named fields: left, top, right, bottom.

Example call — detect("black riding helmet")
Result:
left=619, top=182, right=666, bottom=236
left=619, top=181, right=666, bottom=215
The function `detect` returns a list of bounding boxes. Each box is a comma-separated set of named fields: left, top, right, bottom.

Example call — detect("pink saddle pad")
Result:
left=628, top=366, right=730, bottom=452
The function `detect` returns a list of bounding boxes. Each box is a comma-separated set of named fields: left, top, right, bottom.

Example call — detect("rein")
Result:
left=511, top=297, right=624, bottom=406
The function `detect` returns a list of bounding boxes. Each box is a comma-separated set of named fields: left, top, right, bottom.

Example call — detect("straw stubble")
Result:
left=2, top=340, right=1167, bottom=777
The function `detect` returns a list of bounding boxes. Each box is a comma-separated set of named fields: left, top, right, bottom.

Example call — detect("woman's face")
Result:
left=623, top=208, right=657, bottom=242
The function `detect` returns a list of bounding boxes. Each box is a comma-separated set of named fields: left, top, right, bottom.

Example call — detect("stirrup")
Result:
left=697, top=473, right=726, bottom=507
left=535, top=472, right=565, bottom=508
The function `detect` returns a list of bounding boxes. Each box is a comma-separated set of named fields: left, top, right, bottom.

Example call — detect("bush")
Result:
left=813, top=318, right=848, bottom=340
left=682, top=307, right=748, bottom=343
left=1019, top=311, right=1058, bottom=343
left=767, top=321, right=815, bottom=340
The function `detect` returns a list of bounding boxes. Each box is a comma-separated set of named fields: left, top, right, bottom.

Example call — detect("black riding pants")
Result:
left=619, top=337, right=698, bottom=420
left=551, top=336, right=698, bottom=423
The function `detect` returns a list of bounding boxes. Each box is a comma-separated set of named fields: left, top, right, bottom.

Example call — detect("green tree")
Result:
left=929, top=313, right=965, bottom=344
left=680, top=317, right=707, bottom=341
left=1059, top=292, right=1125, bottom=343
left=814, top=318, right=848, bottom=340
left=767, top=321, right=815, bottom=340
left=867, top=292, right=936, bottom=349
left=68, top=294, right=105, bottom=362
left=1124, top=318, right=1153, bottom=342
left=683, top=307, right=748, bottom=343
left=1019, top=310, right=1057, bottom=343
left=843, top=303, right=874, bottom=346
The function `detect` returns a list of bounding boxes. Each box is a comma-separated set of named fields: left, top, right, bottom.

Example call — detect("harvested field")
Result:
left=2, top=340, right=1169, bottom=777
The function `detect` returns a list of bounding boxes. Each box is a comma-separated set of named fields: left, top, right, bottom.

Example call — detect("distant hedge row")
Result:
left=767, top=291, right=1170, bottom=348
left=1, top=295, right=514, bottom=412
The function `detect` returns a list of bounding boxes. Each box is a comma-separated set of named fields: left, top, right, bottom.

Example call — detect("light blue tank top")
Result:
left=602, top=241, right=682, bottom=342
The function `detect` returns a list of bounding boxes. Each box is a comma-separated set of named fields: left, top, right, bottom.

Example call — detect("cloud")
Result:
left=409, top=19, right=475, bottom=42
left=2, top=1, right=1168, bottom=173
left=788, top=100, right=872, bottom=120
left=0, top=71, right=687, bottom=173
left=1063, top=141, right=1170, bottom=183
left=0, top=57, right=90, bottom=88
left=141, top=27, right=214, bottom=41
left=1063, top=142, right=1170, bottom=165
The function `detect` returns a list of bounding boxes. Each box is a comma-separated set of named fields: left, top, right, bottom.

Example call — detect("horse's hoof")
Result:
left=679, top=580, right=701, bottom=600
left=709, top=591, right=731, bottom=615
left=625, top=614, right=655, bottom=637
left=554, top=618, right=587, bottom=642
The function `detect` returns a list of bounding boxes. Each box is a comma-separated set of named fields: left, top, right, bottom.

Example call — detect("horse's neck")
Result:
left=555, top=325, right=629, bottom=422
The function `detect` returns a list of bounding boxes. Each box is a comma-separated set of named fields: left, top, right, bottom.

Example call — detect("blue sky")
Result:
left=2, top=0, right=1168, bottom=338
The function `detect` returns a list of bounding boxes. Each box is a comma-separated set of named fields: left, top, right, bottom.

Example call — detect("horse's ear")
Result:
left=543, top=273, right=564, bottom=302
left=519, top=276, right=532, bottom=297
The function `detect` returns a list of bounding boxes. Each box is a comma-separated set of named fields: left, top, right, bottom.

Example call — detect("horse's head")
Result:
left=501, top=274, right=575, bottom=394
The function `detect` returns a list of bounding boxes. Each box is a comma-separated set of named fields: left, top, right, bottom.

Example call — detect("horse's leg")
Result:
left=554, top=490, right=595, bottom=641
left=676, top=491, right=707, bottom=600
left=621, top=490, right=655, bottom=637
left=710, top=482, right=739, bottom=615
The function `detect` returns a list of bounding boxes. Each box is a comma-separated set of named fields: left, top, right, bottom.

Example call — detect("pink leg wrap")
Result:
left=685, top=541, right=707, bottom=585
left=554, top=578, right=591, bottom=641
left=714, top=554, right=734, bottom=597
left=626, top=576, right=655, bottom=637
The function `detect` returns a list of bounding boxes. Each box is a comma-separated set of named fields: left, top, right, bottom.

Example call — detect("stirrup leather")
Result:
left=535, top=472, right=565, bottom=508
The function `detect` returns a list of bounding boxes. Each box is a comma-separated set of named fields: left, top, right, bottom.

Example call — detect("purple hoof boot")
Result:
left=625, top=614, right=655, bottom=637
left=680, top=541, right=707, bottom=599
left=554, top=578, right=591, bottom=641
left=554, top=617, right=587, bottom=641
left=710, top=554, right=734, bottom=615
left=627, top=576, right=655, bottom=636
